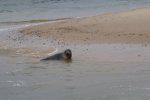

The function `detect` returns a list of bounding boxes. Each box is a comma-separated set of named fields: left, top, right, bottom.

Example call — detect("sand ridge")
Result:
left=20, top=7, right=150, bottom=44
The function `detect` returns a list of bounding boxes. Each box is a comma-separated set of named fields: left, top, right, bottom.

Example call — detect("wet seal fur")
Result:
left=41, top=49, right=72, bottom=61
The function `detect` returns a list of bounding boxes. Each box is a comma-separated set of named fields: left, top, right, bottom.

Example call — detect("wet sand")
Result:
left=20, top=7, right=150, bottom=44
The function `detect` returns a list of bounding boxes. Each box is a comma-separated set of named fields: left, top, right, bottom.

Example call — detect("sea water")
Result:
left=0, top=0, right=150, bottom=23
left=1, top=44, right=150, bottom=100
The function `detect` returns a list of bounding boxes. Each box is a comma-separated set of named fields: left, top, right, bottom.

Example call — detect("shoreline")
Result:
left=20, top=7, right=150, bottom=45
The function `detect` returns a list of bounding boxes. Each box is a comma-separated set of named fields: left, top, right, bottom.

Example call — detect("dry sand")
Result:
left=20, top=7, right=150, bottom=44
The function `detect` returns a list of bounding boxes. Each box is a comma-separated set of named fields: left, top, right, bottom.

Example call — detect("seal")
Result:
left=41, top=49, right=72, bottom=61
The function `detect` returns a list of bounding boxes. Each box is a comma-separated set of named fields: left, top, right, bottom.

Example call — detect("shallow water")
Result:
left=0, top=0, right=150, bottom=22
left=1, top=43, right=150, bottom=100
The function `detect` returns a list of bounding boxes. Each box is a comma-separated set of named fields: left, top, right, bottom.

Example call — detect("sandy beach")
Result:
left=20, top=7, right=150, bottom=44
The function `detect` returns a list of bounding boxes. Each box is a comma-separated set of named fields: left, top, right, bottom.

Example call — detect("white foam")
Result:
left=48, top=48, right=58, bottom=56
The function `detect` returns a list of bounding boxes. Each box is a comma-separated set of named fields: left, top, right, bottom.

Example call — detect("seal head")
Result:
left=64, top=49, right=72, bottom=60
